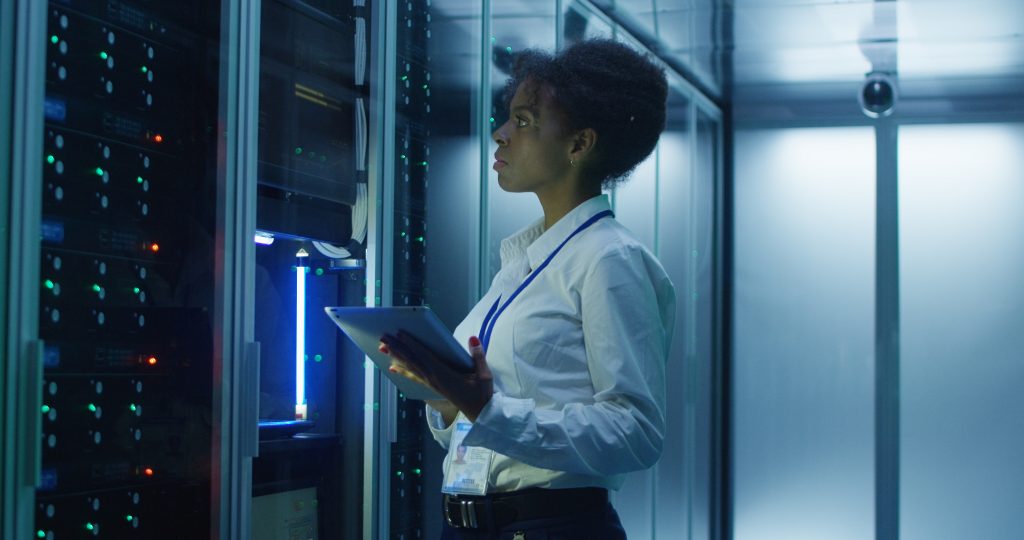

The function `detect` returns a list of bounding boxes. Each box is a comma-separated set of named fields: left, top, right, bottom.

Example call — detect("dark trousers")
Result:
left=440, top=501, right=627, bottom=540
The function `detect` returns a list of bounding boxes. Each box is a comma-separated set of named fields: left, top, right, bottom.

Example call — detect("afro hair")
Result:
left=503, top=39, right=668, bottom=189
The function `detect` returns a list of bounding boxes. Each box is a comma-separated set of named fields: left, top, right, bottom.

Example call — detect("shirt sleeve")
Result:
left=426, top=404, right=458, bottom=449
left=462, top=244, right=674, bottom=477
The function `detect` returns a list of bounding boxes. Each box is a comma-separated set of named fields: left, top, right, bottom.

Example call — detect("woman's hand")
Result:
left=379, top=333, right=494, bottom=422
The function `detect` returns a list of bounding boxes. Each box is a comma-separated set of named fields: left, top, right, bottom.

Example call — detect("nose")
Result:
left=492, top=121, right=508, bottom=146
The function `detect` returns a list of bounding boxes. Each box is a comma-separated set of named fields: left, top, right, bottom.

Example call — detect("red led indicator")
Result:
left=149, top=243, right=160, bottom=253
left=153, top=134, right=163, bottom=143
left=147, top=356, right=158, bottom=366
left=143, top=467, right=154, bottom=476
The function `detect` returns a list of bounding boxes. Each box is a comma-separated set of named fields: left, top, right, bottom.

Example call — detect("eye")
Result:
left=515, top=115, right=529, bottom=128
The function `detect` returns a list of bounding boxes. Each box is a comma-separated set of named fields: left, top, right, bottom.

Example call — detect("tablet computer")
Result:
left=324, top=306, right=473, bottom=400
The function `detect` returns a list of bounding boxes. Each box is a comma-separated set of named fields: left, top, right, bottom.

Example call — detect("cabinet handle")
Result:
left=242, top=341, right=261, bottom=458
left=22, top=340, right=44, bottom=488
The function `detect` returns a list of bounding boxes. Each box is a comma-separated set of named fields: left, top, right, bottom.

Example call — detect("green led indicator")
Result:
left=125, top=515, right=134, bottom=522
left=141, top=66, right=148, bottom=73
left=41, top=405, right=51, bottom=414
left=396, top=470, right=403, bottom=477
left=490, top=36, right=496, bottom=43
left=314, top=354, right=323, bottom=362
left=295, top=146, right=303, bottom=155
left=420, top=161, right=428, bottom=166
left=422, top=84, right=428, bottom=89
left=133, top=287, right=141, bottom=294
left=400, top=231, right=406, bottom=237
left=46, top=154, right=55, bottom=164
left=489, top=117, right=495, bottom=123
left=85, top=523, right=95, bottom=531
left=137, top=176, right=144, bottom=183
left=413, top=468, right=422, bottom=475
left=399, top=154, right=406, bottom=160
left=37, top=530, right=46, bottom=538
left=401, top=75, right=408, bottom=81
left=315, top=268, right=324, bottom=276
left=416, top=236, right=424, bottom=243
left=44, top=280, right=54, bottom=289
left=99, top=51, right=108, bottom=60
left=129, top=404, right=138, bottom=412
left=506, top=46, right=513, bottom=53
left=94, top=167, right=104, bottom=176
left=92, top=284, right=102, bottom=293
left=50, top=35, right=59, bottom=44
left=88, top=403, right=97, bottom=412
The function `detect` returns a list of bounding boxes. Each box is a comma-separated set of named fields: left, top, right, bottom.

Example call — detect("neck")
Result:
left=537, top=184, right=601, bottom=231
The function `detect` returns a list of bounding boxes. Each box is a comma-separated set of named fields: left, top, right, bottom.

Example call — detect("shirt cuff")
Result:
left=462, top=392, right=535, bottom=450
left=426, top=403, right=457, bottom=447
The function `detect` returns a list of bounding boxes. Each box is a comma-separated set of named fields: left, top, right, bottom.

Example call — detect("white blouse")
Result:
left=428, top=194, right=675, bottom=492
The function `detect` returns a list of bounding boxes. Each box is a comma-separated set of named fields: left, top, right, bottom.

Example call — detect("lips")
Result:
left=493, top=154, right=507, bottom=171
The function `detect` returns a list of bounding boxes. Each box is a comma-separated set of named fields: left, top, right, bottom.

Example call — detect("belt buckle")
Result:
left=444, top=496, right=480, bottom=529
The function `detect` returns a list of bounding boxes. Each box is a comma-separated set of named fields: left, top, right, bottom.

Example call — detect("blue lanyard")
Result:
left=478, top=209, right=614, bottom=352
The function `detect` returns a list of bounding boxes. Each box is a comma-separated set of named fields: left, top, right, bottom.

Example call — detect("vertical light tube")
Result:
left=295, top=249, right=309, bottom=419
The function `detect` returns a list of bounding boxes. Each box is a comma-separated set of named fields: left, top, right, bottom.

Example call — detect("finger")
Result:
left=380, top=333, right=415, bottom=364
left=467, top=336, right=492, bottom=380
left=395, top=330, right=444, bottom=374
left=395, top=330, right=436, bottom=363
left=389, top=363, right=428, bottom=386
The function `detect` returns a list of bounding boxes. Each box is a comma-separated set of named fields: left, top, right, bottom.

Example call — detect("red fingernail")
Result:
left=469, top=336, right=481, bottom=347
left=388, top=367, right=396, bottom=373
left=379, top=344, right=390, bottom=354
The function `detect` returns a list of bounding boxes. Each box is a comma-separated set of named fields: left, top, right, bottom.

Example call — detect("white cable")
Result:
left=355, top=17, right=366, bottom=86
left=356, top=98, right=367, bottom=171
left=352, top=182, right=367, bottom=244
left=313, top=240, right=351, bottom=259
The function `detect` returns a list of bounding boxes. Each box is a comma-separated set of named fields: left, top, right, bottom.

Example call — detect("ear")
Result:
left=569, top=127, right=597, bottom=164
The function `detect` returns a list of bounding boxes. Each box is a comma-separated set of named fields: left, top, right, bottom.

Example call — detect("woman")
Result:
left=380, top=38, right=674, bottom=539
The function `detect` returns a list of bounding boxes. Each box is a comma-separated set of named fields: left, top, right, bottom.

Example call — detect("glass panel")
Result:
left=733, top=127, right=876, bottom=540
left=649, top=84, right=695, bottom=540
left=682, top=105, right=718, bottom=540
left=899, top=123, right=1024, bottom=540
left=418, top=0, right=484, bottom=535
left=253, top=1, right=370, bottom=538
left=608, top=93, right=668, bottom=540
left=565, top=1, right=616, bottom=43
left=424, top=0, right=483, bottom=330
left=37, top=2, right=221, bottom=537
left=485, top=0, right=555, bottom=283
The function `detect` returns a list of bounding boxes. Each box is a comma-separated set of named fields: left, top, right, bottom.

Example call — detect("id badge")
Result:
left=441, top=421, right=493, bottom=495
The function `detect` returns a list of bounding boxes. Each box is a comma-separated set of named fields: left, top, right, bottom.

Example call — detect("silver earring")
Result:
left=570, top=159, right=575, bottom=167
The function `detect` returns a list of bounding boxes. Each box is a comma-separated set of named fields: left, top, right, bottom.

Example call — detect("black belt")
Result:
left=443, top=487, right=608, bottom=530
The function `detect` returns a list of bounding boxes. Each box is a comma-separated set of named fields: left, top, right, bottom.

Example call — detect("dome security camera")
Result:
left=859, top=72, right=898, bottom=118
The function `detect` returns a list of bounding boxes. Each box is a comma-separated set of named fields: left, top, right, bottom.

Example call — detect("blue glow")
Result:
left=254, top=232, right=275, bottom=245
left=44, top=96, right=67, bottom=122
left=295, top=257, right=306, bottom=406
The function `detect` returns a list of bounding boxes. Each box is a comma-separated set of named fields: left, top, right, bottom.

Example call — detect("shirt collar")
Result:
left=523, top=194, right=612, bottom=270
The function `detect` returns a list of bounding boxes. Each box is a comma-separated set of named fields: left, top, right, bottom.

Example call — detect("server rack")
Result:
left=1, top=0, right=374, bottom=537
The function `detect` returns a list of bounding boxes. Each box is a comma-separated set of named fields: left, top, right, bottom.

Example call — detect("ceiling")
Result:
left=592, top=0, right=1024, bottom=115
left=429, top=0, right=1024, bottom=117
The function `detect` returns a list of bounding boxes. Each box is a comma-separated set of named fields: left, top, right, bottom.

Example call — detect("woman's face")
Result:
left=491, top=79, right=576, bottom=195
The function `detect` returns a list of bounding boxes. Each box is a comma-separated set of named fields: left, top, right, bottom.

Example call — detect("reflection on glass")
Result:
left=485, top=1, right=556, bottom=282
left=733, top=127, right=876, bottom=540
left=424, top=1, right=484, bottom=329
